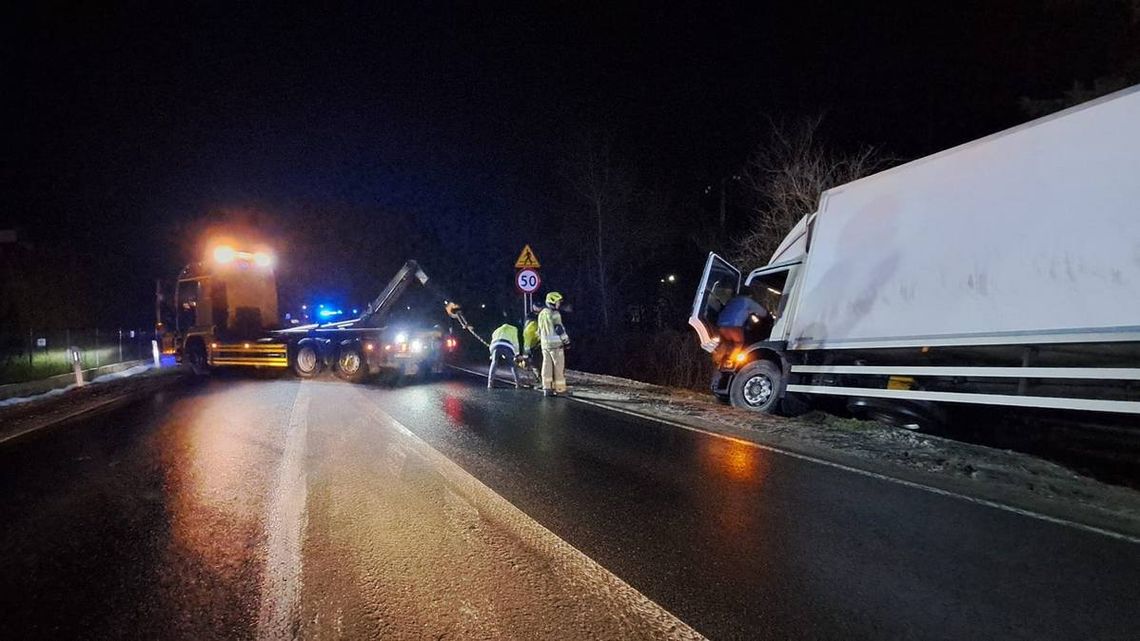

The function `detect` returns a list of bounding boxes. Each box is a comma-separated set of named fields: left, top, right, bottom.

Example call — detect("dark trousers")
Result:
left=488, top=346, right=520, bottom=387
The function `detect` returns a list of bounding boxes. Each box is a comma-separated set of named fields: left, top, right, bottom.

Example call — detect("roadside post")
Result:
left=70, top=347, right=84, bottom=387
left=514, top=244, right=541, bottom=319
left=151, top=340, right=161, bottom=368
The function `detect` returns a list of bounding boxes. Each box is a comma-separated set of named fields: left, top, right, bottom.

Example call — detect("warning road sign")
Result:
left=514, top=244, right=541, bottom=269
left=516, top=269, right=541, bottom=293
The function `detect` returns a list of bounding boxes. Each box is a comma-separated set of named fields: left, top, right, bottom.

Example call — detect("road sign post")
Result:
left=514, top=245, right=542, bottom=321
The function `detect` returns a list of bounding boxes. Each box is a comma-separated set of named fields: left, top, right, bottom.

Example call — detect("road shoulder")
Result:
left=458, top=364, right=1140, bottom=541
left=0, top=366, right=186, bottom=446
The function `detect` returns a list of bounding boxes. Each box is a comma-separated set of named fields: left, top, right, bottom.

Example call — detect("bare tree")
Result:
left=734, top=116, right=893, bottom=267
left=563, top=135, right=636, bottom=329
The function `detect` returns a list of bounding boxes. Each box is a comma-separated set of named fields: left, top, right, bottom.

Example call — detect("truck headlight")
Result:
left=395, top=332, right=408, bottom=344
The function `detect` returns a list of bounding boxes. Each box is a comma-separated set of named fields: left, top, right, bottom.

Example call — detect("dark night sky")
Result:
left=4, top=1, right=1135, bottom=326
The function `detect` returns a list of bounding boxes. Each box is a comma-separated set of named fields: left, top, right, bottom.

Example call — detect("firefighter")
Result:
left=537, top=291, right=570, bottom=396
left=487, top=315, right=521, bottom=388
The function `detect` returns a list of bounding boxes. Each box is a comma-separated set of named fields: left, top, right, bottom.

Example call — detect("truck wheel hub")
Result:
left=297, top=348, right=317, bottom=372
left=743, top=375, right=772, bottom=406
left=340, top=352, right=361, bottom=373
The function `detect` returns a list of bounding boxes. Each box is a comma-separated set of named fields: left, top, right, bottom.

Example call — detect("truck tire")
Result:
left=335, top=344, right=368, bottom=383
left=847, top=398, right=946, bottom=432
left=729, top=359, right=783, bottom=413
left=186, top=340, right=209, bottom=376
left=293, top=342, right=323, bottom=378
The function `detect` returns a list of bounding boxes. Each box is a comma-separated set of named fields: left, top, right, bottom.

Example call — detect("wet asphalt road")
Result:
left=1, top=373, right=1138, bottom=640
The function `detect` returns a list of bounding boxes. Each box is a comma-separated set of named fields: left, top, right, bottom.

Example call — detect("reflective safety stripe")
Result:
left=490, top=324, right=520, bottom=352
left=540, top=334, right=566, bottom=349
left=489, top=339, right=517, bottom=354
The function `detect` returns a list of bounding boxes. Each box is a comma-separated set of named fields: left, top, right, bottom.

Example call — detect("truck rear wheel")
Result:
left=847, top=398, right=946, bottom=432
left=730, top=360, right=782, bottom=413
left=293, top=343, right=323, bottom=378
left=335, top=344, right=368, bottom=383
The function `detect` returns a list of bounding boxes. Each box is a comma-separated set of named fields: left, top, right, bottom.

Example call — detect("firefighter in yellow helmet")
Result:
left=537, top=291, right=570, bottom=396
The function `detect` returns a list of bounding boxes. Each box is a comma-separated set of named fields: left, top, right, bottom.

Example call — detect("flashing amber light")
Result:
left=253, top=251, right=274, bottom=268
left=364, top=342, right=375, bottom=352
left=213, top=245, right=237, bottom=263
left=243, top=343, right=251, bottom=349
left=210, top=342, right=219, bottom=349
left=734, top=351, right=747, bottom=364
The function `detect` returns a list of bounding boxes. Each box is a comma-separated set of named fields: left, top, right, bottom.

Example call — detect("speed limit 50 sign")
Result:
left=516, top=269, right=541, bottom=293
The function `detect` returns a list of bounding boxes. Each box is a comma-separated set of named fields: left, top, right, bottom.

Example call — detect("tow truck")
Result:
left=168, top=244, right=462, bottom=382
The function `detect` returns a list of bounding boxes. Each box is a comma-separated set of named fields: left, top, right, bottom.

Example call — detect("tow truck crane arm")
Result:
left=356, top=259, right=488, bottom=346
left=359, top=259, right=432, bottom=326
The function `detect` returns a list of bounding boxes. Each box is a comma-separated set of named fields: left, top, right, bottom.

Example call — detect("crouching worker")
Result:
left=537, top=291, right=570, bottom=396
left=487, top=316, right=521, bottom=389
left=518, top=314, right=540, bottom=381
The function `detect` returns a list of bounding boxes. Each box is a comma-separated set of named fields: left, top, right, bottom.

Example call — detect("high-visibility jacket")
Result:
left=489, top=323, right=519, bottom=354
left=522, top=320, right=539, bottom=352
left=537, top=307, right=569, bottom=350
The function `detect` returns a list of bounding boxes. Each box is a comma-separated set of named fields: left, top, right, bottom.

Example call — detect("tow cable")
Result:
left=444, top=302, right=490, bottom=348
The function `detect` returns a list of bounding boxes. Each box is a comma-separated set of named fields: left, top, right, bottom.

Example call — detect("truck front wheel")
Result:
left=730, top=360, right=782, bottom=413
left=186, top=341, right=210, bottom=377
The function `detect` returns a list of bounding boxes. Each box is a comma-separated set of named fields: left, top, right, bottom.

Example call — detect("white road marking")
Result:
left=353, top=387, right=708, bottom=640
left=452, top=364, right=1140, bottom=545
left=257, top=381, right=312, bottom=641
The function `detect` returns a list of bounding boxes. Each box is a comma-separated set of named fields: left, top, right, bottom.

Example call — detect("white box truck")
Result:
left=690, top=85, right=1140, bottom=428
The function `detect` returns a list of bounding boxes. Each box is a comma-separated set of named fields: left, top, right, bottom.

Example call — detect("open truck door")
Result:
left=688, top=252, right=741, bottom=353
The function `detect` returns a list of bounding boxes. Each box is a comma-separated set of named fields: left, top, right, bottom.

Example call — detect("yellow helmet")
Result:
left=545, top=291, right=564, bottom=306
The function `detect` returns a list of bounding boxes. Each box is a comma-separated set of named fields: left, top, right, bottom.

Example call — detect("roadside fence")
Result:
left=0, top=328, right=159, bottom=385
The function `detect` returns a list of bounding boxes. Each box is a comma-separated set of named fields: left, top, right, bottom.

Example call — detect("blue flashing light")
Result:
left=317, top=308, right=344, bottom=319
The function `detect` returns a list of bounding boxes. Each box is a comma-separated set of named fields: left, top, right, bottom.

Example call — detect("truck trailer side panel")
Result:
left=788, top=87, right=1140, bottom=351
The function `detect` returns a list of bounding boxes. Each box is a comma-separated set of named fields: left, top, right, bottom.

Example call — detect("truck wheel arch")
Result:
left=184, top=336, right=209, bottom=376
left=737, top=345, right=784, bottom=370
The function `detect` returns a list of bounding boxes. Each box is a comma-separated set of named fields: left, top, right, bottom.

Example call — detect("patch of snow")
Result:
left=0, top=363, right=157, bottom=408
left=0, top=384, right=78, bottom=408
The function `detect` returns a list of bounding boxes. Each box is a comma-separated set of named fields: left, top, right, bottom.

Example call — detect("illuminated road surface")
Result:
left=1, top=375, right=1138, bottom=640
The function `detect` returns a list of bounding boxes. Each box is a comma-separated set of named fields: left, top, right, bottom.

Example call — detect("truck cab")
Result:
left=689, top=217, right=813, bottom=411
left=174, top=245, right=289, bottom=372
